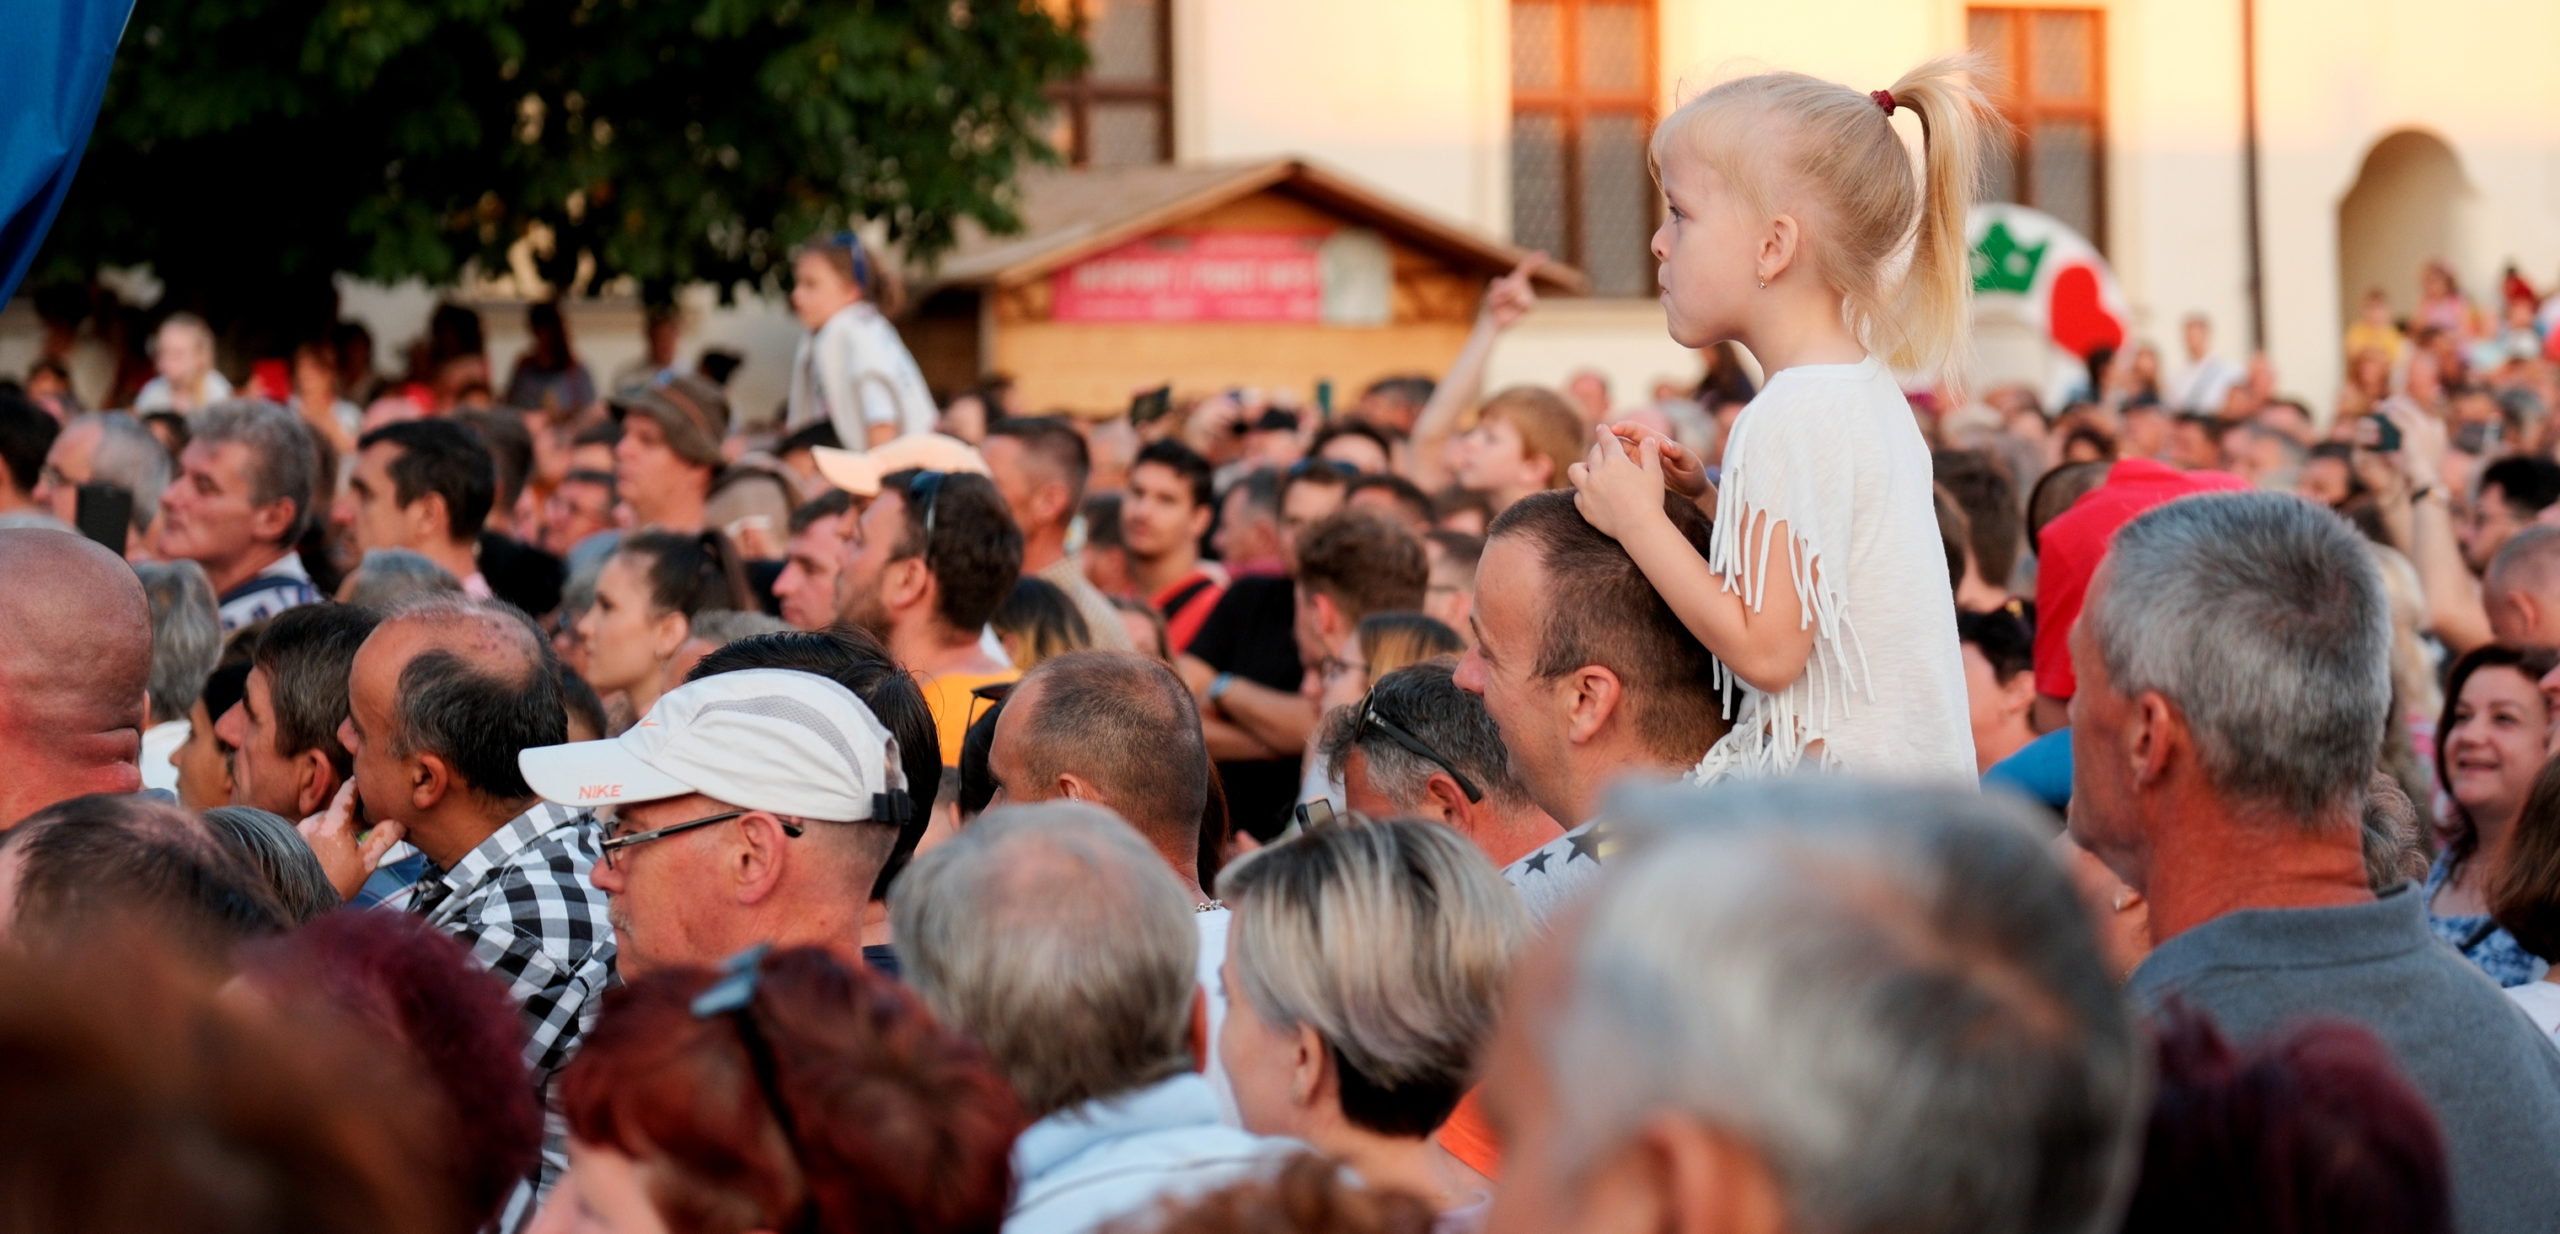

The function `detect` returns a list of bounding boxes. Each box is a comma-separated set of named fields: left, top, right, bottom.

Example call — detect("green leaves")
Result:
left=33, top=0, right=1085, bottom=329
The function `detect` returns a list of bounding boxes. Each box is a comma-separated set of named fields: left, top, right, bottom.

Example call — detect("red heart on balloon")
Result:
left=2047, top=263, right=2124, bottom=360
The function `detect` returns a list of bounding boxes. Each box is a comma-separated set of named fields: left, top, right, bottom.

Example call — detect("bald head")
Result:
left=0, top=530, right=152, bottom=827
left=344, top=598, right=563, bottom=838
left=2487, top=525, right=2560, bottom=649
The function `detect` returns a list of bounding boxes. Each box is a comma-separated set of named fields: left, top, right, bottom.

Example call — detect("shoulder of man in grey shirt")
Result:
left=2130, top=884, right=2560, bottom=1234
left=1502, top=819, right=1612, bottom=929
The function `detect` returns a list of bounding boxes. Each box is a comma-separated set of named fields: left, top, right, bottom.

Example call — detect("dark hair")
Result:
left=1133, top=439, right=1215, bottom=511
left=388, top=606, right=565, bottom=801
left=1956, top=607, right=2034, bottom=682
left=2120, top=1004, right=2452, bottom=1234
left=1014, top=651, right=1209, bottom=855
left=1309, top=421, right=1395, bottom=471
left=1278, top=458, right=1354, bottom=509
left=688, top=628, right=942, bottom=898
left=554, top=659, right=608, bottom=740
left=790, top=489, right=856, bottom=536
left=571, top=419, right=623, bottom=451
left=1430, top=486, right=1496, bottom=528
left=958, top=700, right=1004, bottom=818
left=779, top=420, right=843, bottom=456
left=251, top=603, right=382, bottom=780
left=2027, top=460, right=2112, bottom=555
left=1348, top=473, right=1434, bottom=529
left=143, top=409, right=191, bottom=458
left=883, top=469, right=1023, bottom=633
left=558, top=947, right=1022, bottom=1234
left=359, top=419, right=497, bottom=542
left=240, top=911, right=544, bottom=1229
left=2491, top=756, right=2560, bottom=963
left=452, top=408, right=534, bottom=513
left=563, top=466, right=619, bottom=505
left=1487, top=491, right=1727, bottom=764
left=0, top=389, right=60, bottom=495
left=619, top=528, right=755, bottom=616
left=1424, top=529, right=1483, bottom=578
left=1147, top=1153, right=1436, bottom=1234
left=986, top=415, right=1092, bottom=509
left=1318, top=660, right=1533, bottom=811
left=1933, top=449, right=2020, bottom=592
left=2434, top=644, right=2555, bottom=869
left=1294, top=512, right=1428, bottom=623
left=202, top=805, right=342, bottom=925
left=1082, top=492, right=1125, bottom=551
left=794, top=232, right=907, bottom=316
left=1360, top=376, right=1437, bottom=418
left=1229, top=466, right=1283, bottom=518
left=2479, top=456, right=2560, bottom=518
left=4, top=795, right=286, bottom=964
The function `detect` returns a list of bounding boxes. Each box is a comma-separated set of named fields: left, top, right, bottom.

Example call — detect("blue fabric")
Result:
left=1983, top=727, right=2072, bottom=810
left=2424, top=849, right=2547, bottom=988
left=0, top=0, right=132, bottom=304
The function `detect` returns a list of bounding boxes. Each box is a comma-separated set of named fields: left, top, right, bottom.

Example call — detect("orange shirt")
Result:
left=917, top=669, right=1018, bottom=767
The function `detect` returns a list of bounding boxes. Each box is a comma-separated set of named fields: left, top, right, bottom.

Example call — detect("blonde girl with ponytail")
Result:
left=1567, top=57, right=1994, bottom=782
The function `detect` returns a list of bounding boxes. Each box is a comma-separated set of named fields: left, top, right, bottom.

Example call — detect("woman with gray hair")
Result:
left=1216, top=819, right=1527, bottom=1229
left=132, top=559, right=221, bottom=795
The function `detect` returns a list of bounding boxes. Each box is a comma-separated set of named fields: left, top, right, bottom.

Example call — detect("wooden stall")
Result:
left=902, top=158, right=1587, bottom=414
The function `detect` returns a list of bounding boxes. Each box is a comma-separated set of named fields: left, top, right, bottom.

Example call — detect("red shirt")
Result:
left=2033, top=459, right=2251, bottom=700
left=1152, top=567, right=1226, bottom=656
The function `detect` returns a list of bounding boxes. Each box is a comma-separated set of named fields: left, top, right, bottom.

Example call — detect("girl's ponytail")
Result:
left=1878, top=57, right=1998, bottom=392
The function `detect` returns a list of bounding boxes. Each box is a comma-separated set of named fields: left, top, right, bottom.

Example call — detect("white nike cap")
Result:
left=518, top=668, right=909, bottom=823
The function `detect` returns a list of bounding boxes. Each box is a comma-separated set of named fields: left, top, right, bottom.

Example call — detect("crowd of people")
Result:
left=10, top=55, right=2560, bottom=1234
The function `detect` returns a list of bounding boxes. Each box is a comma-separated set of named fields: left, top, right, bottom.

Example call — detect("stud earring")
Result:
left=1757, top=279, right=1768, bottom=290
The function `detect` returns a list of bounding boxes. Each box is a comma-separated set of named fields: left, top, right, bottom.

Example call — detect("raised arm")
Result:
left=2375, top=400, right=2493, bottom=654
left=1411, top=253, right=1545, bottom=491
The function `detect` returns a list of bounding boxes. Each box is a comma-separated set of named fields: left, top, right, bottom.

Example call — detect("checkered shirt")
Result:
left=407, top=800, right=616, bottom=1232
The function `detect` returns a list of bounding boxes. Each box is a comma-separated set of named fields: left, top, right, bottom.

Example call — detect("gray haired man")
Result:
left=893, top=802, right=1294, bottom=1234
left=1482, top=779, right=2143, bottom=1234
left=2070, top=491, right=2560, bottom=1234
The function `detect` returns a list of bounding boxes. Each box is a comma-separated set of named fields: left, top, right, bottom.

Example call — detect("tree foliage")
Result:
left=33, top=0, right=1086, bottom=330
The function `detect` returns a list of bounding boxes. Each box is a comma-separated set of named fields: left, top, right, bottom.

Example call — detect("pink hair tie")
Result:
left=1870, top=89, right=1898, bottom=114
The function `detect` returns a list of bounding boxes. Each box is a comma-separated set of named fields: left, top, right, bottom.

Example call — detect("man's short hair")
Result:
left=789, top=489, right=855, bottom=535
left=2488, top=524, right=2560, bottom=603
left=252, top=604, right=383, bottom=781
left=1348, top=473, right=1434, bottom=528
left=2479, top=456, right=2560, bottom=518
left=193, top=402, right=321, bottom=546
left=892, top=802, right=1197, bottom=1118
left=1318, top=660, right=1532, bottom=813
left=986, top=415, right=1092, bottom=508
left=1564, top=779, right=2141, bottom=1234
left=1279, top=458, right=1354, bottom=510
left=2091, top=492, right=2390, bottom=818
left=1229, top=466, right=1282, bottom=520
left=1309, top=421, right=1395, bottom=471
left=134, top=561, right=222, bottom=728
left=383, top=600, right=564, bottom=801
left=0, top=390, right=59, bottom=496
left=71, top=412, right=176, bottom=532
left=359, top=419, right=496, bottom=542
left=1134, top=439, right=1214, bottom=511
left=1487, top=491, right=1726, bottom=764
left=1425, top=530, right=1483, bottom=582
left=4, top=794, right=287, bottom=965
left=883, top=469, right=1023, bottom=634
left=561, top=467, right=618, bottom=504
left=1294, top=512, right=1427, bottom=622
left=1012, top=651, right=1208, bottom=850
left=687, top=628, right=942, bottom=898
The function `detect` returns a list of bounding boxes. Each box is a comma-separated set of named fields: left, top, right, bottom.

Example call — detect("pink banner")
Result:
left=1051, top=231, right=1326, bottom=323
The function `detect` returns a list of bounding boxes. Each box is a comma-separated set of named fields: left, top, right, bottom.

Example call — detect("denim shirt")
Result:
left=1006, top=1073, right=1296, bottom=1234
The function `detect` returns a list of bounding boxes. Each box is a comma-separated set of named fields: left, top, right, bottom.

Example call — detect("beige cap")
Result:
left=810, top=433, right=991, bottom=498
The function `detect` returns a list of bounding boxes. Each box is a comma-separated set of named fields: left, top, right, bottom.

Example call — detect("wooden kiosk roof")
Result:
left=918, top=158, right=1591, bottom=296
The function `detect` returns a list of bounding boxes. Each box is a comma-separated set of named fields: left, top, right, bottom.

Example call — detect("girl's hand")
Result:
left=1569, top=428, right=1671, bottom=541
left=1607, top=422, right=1708, bottom=498
left=1481, top=253, right=1545, bottom=332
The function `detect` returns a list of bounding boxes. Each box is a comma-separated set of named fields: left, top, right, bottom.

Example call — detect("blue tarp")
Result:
left=0, top=0, right=134, bottom=305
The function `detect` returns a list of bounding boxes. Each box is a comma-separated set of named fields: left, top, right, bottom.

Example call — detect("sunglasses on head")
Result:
left=905, top=470, right=947, bottom=567
left=1355, top=690, right=1483, bottom=803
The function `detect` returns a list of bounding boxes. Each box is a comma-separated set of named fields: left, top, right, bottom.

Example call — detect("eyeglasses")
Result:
left=1286, top=458, right=1360, bottom=483
left=691, top=944, right=819, bottom=1234
left=1355, top=691, right=1483, bottom=803
left=597, top=808, right=803, bottom=869
left=906, top=470, right=947, bottom=568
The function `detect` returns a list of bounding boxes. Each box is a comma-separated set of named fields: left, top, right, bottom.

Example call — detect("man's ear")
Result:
left=293, top=749, right=341, bottom=818
left=2129, top=691, right=2181, bottom=791
left=1561, top=665, right=1626, bottom=746
left=1628, top=1112, right=1790, bottom=1234
left=732, top=811, right=794, bottom=904
left=1056, top=771, right=1096, bottom=805
left=1313, top=591, right=1345, bottom=642
left=413, top=492, right=454, bottom=545
left=2002, top=669, right=2040, bottom=721
left=1185, top=504, right=1214, bottom=541
left=1421, top=772, right=1472, bottom=827
left=1036, top=479, right=1073, bottom=529
left=249, top=497, right=300, bottom=546
left=411, top=751, right=457, bottom=815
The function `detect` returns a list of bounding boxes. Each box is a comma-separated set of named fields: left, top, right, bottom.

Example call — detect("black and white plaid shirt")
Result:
left=408, top=799, right=615, bottom=1232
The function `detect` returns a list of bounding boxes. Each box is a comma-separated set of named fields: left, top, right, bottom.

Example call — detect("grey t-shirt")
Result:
left=1502, top=819, right=1611, bottom=928
left=2130, top=884, right=2560, bottom=1234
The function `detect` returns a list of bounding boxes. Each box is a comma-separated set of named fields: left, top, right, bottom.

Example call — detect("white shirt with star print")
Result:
left=1500, top=819, right=1610, bottom=930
